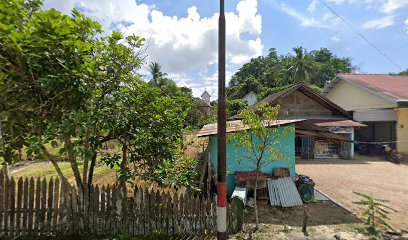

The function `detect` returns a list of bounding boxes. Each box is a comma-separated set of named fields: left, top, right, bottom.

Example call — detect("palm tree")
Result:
left=289, top=47, right=314, bottom=83
left=148, top=62, right=167, bottom=85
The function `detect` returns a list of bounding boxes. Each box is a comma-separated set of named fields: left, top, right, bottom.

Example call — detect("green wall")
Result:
left=208, top=125, right=296, bottom=195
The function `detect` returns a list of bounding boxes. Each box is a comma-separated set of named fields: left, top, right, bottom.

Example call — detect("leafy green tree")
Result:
left=310, top=48, right=357, bottom=86
left=353, top=192, right=397, bottom=232
left=398, top=68, right=408, bottom=75
left=226, top=47, right=357, bottom=100
left=227, top=99, right=248, bottom=117
left=289, top=46, right=315, bottom=83
left=229, top=103, right=293, bottom=230
left=148, top=62, right=167, bottom=85
left=0, top=0, right=188, bottom=189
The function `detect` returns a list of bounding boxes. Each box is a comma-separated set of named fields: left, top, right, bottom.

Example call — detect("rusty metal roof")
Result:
left=325, top=74, right=408, bottom=102
left=314, top=120, right=366, bottom=127
left=196, top=119, right=302, bottom=137
left=198, top=119, right=354, bottom=142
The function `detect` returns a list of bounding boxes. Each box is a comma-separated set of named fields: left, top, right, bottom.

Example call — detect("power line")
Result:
left=318, top=0, right=403, bottom=72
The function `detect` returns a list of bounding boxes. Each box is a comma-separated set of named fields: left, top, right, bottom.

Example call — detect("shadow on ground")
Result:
left=243, top=201, right=361, bottom=227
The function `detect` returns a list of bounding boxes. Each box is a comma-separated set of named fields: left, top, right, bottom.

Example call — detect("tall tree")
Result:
left=289, top=46, right=314, bottom=83
left=148, top=62, right=167, bottom=85
left=0, top=0, right=187, bottom=189
left=226, top=47, right=357, bottom=100
left=229, top=103, right=293, bottom=230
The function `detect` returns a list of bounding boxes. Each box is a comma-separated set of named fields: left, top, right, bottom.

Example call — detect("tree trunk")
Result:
left=82, top=132, right=90, bottom=187
left=254, top=170, right=259, bottom=230
left=87, top=152, right=97, bottom=189
left=17, top=148, right=23, bottom=162
left=42, top=149, right=70, bottom=188
left=64, top=135, right=82, bottom=188
left=119, top=143, right=128, bottom=186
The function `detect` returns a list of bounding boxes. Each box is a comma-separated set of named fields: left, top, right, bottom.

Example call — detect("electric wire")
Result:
left=318, top=0, right=403, bottom=71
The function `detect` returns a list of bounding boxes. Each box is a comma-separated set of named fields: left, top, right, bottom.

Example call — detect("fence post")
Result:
left=22, top=178, right=29, bottom=236
left=16, top=177, right=23, bottom=236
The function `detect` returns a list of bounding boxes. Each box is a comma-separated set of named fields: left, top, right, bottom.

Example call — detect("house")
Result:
left=232, top=83, right=365, bottom=159
left=242, top=91, right=257, bottom=106
left=197, top=119, right=348, bottom=195
left=201, top=90, right=211, bottom=106
left=324, top=74, right=408, bottom=155
left=194, top=90, right=212, bottom=116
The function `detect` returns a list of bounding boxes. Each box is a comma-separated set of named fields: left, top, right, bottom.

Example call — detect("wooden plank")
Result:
left=22, top=178, right=29, bottom=236
left=95, top=186, right=99, bottom=235
left=134, top=186, right=141, bottom=235
left=165, top=193, right=171, bottom=235
left=93, top=185, right=99, bottom=235
left=83, top=186, right=88, bottom=233
left=127, top=192, right=134, bottom=235
left=28, top=178, right=34, bottom=236
left=65, top=188, right=73, bottom=235
left=16, top=177, right=23, bottom=236
left=46, top=178, right=53, bottom=234
left=9, top=177, right=15, bottom=236
left=172, top=193, right=178, bottom=235
left=52, top=178, right=60, bottom=234
left=154, top=190, right=159, bottom=231
left=179, top=193, right=185, bottom=235
left=132, top=187, right=138, bottom=235
left=40, top=178, right=47, bottom=233
left=0, top=171, right=4, bottom=233
left=71, top=189, right=79, bottom=234
left=111, top=186, right=117, bottom=235
left=33, top=177, right=41, bottom=236
left=121, top=187, right=128, bottom=234
left=3, top=176, right=9, bottom=236
left=59, top=183, right=68, bottom=235
left=100, top=186, right=106, bottom=233
left=105, top=185, right=111, bottom=233
left=92, top=186, right=97, bottom=234
left=147, top=189, right=153, bottom=234
left=141, top=188, right=146, bottom=235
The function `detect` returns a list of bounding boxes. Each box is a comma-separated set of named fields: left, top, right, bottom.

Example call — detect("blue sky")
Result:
left=43, top=0, right=408, bottom=99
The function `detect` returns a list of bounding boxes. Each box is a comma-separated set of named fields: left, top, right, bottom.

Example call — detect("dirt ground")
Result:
left=297, top=156, right=408, bottom=231
left=231, top=201, right=372, bottom=240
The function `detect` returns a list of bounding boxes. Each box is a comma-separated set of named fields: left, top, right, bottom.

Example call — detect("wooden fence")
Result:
left=0, top=173, right=238, bottom=237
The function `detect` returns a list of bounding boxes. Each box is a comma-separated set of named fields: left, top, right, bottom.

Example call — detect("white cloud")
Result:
left=331, top=36, right=341, bottom=42
left=307, top=0, right=318, bottom=13
left=362, top=15, right=395, bottom=29
left=326, top=0, right=408, bottom=13
left=278, top=2, right=331, bottom=28
left=405, top=18, right=408, bottom=34
left=42, top=0, right=263, bottom=98
left=380, top=0, right=408, bottom=13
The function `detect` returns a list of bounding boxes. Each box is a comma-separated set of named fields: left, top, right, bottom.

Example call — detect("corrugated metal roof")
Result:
left=314, top=120, right=366, bottom=127
left=196, top=119, right=302, bottom=137
left=267, top=177, right=303, bottom=207
left=325, top=74, right=408, bottom=102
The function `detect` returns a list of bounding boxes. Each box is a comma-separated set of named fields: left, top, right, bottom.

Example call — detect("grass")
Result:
left=10, top=161, right=114, bottom=185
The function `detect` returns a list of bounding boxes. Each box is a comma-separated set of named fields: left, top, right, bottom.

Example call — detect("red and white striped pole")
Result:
left=217, top=0, right=227, bottom=239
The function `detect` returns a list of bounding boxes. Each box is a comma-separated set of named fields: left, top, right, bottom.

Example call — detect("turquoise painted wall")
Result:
left=209, top=125, right=296, bottom=195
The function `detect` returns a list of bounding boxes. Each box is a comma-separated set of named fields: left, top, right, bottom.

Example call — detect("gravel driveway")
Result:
left=296, top=157, right=408, bottom=231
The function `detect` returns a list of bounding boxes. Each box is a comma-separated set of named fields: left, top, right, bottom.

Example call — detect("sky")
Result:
left=42, top=0, right=408, bottom=99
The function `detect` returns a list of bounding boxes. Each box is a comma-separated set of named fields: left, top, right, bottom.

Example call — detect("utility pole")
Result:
left=217, top=0, right=227, bottom=239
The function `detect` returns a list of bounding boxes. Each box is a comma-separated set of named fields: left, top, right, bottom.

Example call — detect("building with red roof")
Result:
left=324, top=74, right=408, bottom=154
